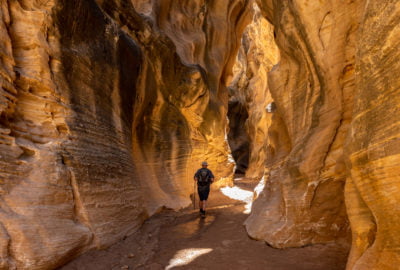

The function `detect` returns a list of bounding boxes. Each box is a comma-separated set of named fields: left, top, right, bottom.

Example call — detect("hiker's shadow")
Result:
left=197, top=216, right=206, bottom=230
left=191, top=212, right=216, bottom=238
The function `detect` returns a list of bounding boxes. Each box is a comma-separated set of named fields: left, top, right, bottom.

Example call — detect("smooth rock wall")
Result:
left=0, top=0, right=251, bottom=268
left=246, top=0, right=400, bottom=268
left=246, top=0, right=361, bottom=247
left=98, top=0, right=206, bottom=213
left=153, top=0, right=252, bottom=183
left=228, top=3, right=279, bottom=177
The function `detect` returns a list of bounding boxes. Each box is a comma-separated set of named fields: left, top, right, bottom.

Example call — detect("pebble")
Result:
left=121, top=265, right=129, bottom=270
left=222, top=240, right=233, bottom=247
left=128, top=253, right=135, bottom=258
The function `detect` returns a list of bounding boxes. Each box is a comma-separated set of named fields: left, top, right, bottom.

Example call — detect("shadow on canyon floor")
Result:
left=59, top=178, right=349, bottom=270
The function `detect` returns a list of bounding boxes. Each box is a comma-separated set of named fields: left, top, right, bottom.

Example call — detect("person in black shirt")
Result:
left=194, top=161, right=214, bottom=217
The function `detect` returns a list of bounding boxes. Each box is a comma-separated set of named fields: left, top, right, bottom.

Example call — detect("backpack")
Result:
left=198, top=168, right=210, bottom=185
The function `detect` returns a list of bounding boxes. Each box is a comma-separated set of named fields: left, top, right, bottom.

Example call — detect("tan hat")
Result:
left=201, top=161, right=208, bottom=166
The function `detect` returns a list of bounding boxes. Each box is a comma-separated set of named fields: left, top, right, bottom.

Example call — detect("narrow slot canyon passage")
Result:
left=1, top=0, right=400, bottom=269
left=60, top=177, right=348, bottom=270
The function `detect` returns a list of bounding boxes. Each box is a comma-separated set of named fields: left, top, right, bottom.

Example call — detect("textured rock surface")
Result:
left=0, top=1, right=146, bottom=268
left=0, top=0, right=251, bottom=268
left=2, top=0, right=400, bottom=269
left=345, top=1, right=400, bottom=269
left=245, top=0, right=361, bottom=248
left=131, top=0, right=252, bottom=210
left=246, top=0, right=400, bottom=269
left=151, top=0, right=254, bottom=190
left=228, top=3, right=279, bottom=177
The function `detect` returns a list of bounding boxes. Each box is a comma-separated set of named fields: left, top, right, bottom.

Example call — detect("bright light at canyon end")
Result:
left=220, top=186, right=254, bottom=214
left=166, top=248, right=213, bottom=269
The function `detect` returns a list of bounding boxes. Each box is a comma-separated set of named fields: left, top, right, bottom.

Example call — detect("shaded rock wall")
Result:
left=0, top=0, right=251, bottom=268
left=228, top=3, right=279, bottom=177
left=0, top=1, right=146, bottom=268
left=152, top=0, right=252, bottom=185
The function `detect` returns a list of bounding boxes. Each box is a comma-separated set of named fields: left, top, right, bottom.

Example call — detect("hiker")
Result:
left=194, top=161, right=214, bottom=217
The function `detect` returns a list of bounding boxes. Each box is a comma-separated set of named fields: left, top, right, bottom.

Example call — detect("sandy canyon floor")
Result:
left=60, top=178, right=349, bottom=270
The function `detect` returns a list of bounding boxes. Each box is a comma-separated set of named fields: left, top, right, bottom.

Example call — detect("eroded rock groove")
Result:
left=0, top=0, right=400, bottom=269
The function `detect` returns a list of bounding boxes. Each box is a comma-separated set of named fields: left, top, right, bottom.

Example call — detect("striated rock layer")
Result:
left=228, top=3, right=279, bottom=177
left=1, top=0, right=400, bottom=269
left=245, top=0, right=400, bottom=269
left=0, top=0, right=251, bottom=268
left=245, top=0, right=360, bottom=248
left=131, top=0, right=252, bottom=209
left=345, top=1, right=400, bottom=269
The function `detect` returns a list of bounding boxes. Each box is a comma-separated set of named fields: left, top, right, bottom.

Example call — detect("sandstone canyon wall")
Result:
left=246, top=0, right=360, bottom=247
left=228, top=3, right=279, bottom=178
left=140, top=0, right=252, bottom=200
left=244, top=0, right=400, bottom=269
left=0, top=0, right=251, bottom=268
left=345, top=1, right=400, bottom=268
left=1, top=0, right=400, bottom=269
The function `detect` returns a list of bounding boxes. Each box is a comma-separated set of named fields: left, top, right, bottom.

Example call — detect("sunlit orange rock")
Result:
left=2, top=0, right=399, bottom=268
left=0, top=0, right=251, bottom=268
left=228, top=3, right=279, bottom=178
left=245, top=0, right=360, bottom=248
left=345, top=1, right=400, bottom=269
left=246, top=0, right=400, bottom=269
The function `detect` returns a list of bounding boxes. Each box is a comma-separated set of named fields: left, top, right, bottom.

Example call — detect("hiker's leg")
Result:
left=202, top=187, right=209, bottom=212
left=197, top=188, right=202, bottom=210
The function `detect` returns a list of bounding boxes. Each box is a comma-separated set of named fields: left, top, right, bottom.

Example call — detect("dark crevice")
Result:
left=227, top=99, right=250, bottom=174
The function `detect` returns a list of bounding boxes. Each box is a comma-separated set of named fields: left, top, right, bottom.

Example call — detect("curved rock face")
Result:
left=345, top=1, right=400, bottom=269
left=2, top=0, right=400, bottom=269
left=152, top=0, right=252, bottom=186
left=0, top=0, right=251, bottom=268
left=245, top=0, right=400, bottom=269
left=245, top=0, right=361, bottom=248
left=228, top=3, right=279, bottom=177
left=1, top=1, right=147, bottom=268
